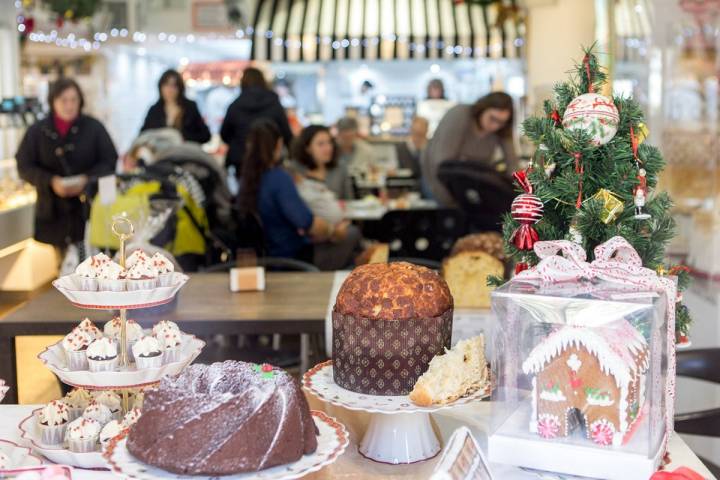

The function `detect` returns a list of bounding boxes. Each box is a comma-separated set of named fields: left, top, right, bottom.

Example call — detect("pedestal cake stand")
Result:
left=303, top=360, right=490, bottom=464
left=24, top=217, right=202, bottom=469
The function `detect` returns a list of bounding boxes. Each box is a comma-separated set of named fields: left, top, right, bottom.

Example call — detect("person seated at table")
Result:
left=293, top=125, right=362, bottom=269
left=395, top=116, right=429, bottom=179
left=422, top=91, right=518, bottom=206
left=237, top=120, right=358, bottom=270
left=335, top=117, right=377, bottom=182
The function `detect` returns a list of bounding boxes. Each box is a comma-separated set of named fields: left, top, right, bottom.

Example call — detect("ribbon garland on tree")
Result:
left=510, top=171, right=544, bottom=250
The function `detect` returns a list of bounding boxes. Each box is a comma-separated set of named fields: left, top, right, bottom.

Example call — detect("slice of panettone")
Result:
left=409, top=335, right=488, bottom=407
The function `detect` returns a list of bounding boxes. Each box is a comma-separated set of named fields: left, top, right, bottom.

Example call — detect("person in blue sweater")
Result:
left=237, top=119, right=357, bottom=269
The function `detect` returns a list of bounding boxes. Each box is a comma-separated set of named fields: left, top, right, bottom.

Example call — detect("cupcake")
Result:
left=151, top=252, right=175, bottom=287
left=82, top=402, right=113, bottom=426
left=63, top=388, right=92, bottom=420
left=125, top=258, right=158, bottom=291
left=152, top=320, right=180, bottom=337
left=132, top=390, right=145, bottom=410
left=122, top=408, right=142, bottom=428
left=74, top=253, right=111, bottom=291
left=126, top=249, right=150, bottom=269
left=62, top=329, right=92, bottom=371
left=104, top=317, right=143, bottom=362
left=0, top=451, right=10, bottom=469
left=99, top=420, right=124, bottom=449
left=76, top=318, right=103, bottom=340
left=92, top=391, right=122, bottom=420
left=86, top=338, right=119, bottom=372
left=97, top=260, right=126, bottom=292
left=132, top=336, right=163, bottom=369
left=38, top=400, right=69, bottom=445
left=156, top=328, right=182, bottom=364
left=65, top=417, right=101, bottom=453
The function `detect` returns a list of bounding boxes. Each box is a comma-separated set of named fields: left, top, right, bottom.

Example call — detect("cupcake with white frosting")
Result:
left=132, top=336, right=164, bottom=369
left=122, top=408, right=142, bottom=428
left=63, top=388, right=92, bottom=420
left=97, top=260, right=126, bottom=292
left=65, top=417, right=101, bottom=453
left=126, top=249, right=150, bottom=269
left=156, top=328, right=182, bottom=364
left=82, top=402, right=113, bottom=426
left=74, top=253, right=111, bottom=291
left=76, top=318, right=103, bottom=340
left=99, top=419, right=124, bottom=448
left=38, top=400, right=69, bottom=445
left=152, top=320, right=180, bottom=337
left=104, top=317, right=143, bottom=362
left=62, top=329, right=92, bottom=371
left=92, top=391, right=122, bottom=420
left=152, top=252, right=175, bottom=287
left=86, top=338, right=118, bottom=372
left=125, top=257, right=158, bottom=291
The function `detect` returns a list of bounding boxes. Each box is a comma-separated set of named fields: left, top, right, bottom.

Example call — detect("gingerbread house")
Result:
left=521, top=319, right=649, bottom=446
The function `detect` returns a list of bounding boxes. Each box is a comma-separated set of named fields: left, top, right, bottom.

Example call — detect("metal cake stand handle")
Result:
left=111, top=215, right=134, bottom=413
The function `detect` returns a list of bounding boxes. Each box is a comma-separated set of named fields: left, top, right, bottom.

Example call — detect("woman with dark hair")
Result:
left=416, top=77, right=455, bottom=136
left=293, top=124, right=351, bottom=199
left=421, top=91, right=517, bottom=205
left=16, top=78, right=117, bottom=249
left=221, top=67, right=293, bottom=172
left=140, top=69, right=211, bottom=144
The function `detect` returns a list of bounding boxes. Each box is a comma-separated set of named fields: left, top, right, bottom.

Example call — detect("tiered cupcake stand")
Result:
left=19, top=218, right=202, bottom=469
left=303, top=360, right=490, bottom=464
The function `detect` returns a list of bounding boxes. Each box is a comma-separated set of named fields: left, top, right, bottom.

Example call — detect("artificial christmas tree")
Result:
left=490, top=46, right=692, bottom=343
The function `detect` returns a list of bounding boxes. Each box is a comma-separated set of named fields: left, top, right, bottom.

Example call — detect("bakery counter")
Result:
left=0, top=199, right=34, bottom=251
left=0, top=403, right=712, bottom=479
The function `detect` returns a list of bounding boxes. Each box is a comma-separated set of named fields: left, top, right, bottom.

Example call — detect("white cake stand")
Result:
left=302, top=360, right=490, bottom=465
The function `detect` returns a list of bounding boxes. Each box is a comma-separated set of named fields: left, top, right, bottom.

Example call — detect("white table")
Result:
left=342, top=199, right=438, bottom=221
left=0, top=404, right=713, bottom=479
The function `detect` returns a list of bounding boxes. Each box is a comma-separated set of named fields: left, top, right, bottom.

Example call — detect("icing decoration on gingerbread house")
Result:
left=522, top=319, right=649, bottom=446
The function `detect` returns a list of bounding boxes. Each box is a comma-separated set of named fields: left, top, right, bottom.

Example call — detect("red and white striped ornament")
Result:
left=510, top=171, right=544, bottom=250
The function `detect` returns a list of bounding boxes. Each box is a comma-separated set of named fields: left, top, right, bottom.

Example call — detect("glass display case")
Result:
left=488, top=277, right=671, bottom=479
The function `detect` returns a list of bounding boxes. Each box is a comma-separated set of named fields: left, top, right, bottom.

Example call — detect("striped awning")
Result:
left=249, top=0, right=524, bottom=62
left=614, top=0, right=652, bottom=61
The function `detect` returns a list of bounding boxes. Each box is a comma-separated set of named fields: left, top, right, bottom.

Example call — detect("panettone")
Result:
left=332, top=262, right=454, bottom=395
left=354, top=243, right=390, bottom=266
left=335, top=262, right=453, bottom=321
left=443, top=233, right=506, bottom=309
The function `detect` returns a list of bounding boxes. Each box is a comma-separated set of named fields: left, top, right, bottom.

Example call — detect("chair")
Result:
left=376, top=209, right=466, bottom=261
left=200, top=257, right=319, bottom=273
left=674, top=348, right=720, bottom=477
left=437, top=160, right=515, bottom=232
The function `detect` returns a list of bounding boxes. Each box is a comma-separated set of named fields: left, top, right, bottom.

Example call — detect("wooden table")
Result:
left=0, top=272, right=335, bottom=404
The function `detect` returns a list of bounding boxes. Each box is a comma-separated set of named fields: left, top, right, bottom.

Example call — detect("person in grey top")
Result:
left=421, top=92, right=518, bottom=206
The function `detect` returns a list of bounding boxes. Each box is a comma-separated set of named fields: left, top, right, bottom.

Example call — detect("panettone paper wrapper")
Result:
left=332, top=308, right=453, bottom=395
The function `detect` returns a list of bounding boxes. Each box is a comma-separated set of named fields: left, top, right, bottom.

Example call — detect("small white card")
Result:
left=230, top=267, right=266, bottom=292
left=431, top=427, right=495, bottom=480
left=98, top=174, right=117, bottom=205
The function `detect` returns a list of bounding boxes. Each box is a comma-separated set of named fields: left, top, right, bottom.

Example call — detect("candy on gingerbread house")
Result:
left=522, top=319, right=649, bottom=447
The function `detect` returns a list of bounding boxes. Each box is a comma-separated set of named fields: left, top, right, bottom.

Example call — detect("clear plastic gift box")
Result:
left=488, top=277, right=671, bottom=479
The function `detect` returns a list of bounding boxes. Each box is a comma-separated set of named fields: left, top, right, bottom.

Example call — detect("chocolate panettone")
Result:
left=332, top=262, right=454, bottom=395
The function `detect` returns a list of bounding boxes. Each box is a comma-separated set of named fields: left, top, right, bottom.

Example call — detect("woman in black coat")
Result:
left=220, top=67, right=293, bottom=171
left=16, top=78, right=118, bottom=248
left=140, top=69, right=211, bottom=144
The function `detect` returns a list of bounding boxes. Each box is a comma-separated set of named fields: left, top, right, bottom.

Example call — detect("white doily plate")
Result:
left=103, top=411, right=349, bottom=480
left=38, top=334, right=205, bottom=390
left=302, top=360, right=490, bottom=414
left=52, top=273, right=188, bottom=310
left=0, top=438, right=44, bottom=470
left=18, top=409, right=107, bottom=469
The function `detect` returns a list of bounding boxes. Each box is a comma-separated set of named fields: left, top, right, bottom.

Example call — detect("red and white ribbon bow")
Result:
left=515, top=236, right=677, bottom=453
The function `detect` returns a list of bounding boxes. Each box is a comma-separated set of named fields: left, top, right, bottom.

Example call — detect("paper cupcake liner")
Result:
left=67, top=436, right=98, bottom=453
left=67, top=407, right=84, bottom=422
left=332, top=308, right=453, bottom=396
left=88, top=356, right=119, bottom=373
left=98, top=278, right=126, bottom=292
left=158, top=272, right=174, bottom=287
left=126, top=278, right=159, bottom=291
left=162, top=346, right=181, bottom=364
left=135, top=352, right=164, bottom=369
left=39, top=421, right=67, bottom=445
left=65, top=349, right=89, bottom=371
left=75, top=275, right=98, bottom=292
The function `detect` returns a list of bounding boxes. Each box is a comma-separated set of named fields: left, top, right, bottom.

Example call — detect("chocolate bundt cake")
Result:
left=126, top=361, right=318, bottom=475
left=332, top=262, right=454, bottom=395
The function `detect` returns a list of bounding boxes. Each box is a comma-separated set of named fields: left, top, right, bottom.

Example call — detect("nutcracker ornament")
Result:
left=510, top=171, right=544, bottom=250
left=634, top=169, right=651, bottom=220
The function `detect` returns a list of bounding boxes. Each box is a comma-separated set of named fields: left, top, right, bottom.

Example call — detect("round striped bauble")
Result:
left=562, top=93, right=619, bottom=146
left=511, top=193, right=544, bottom=224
